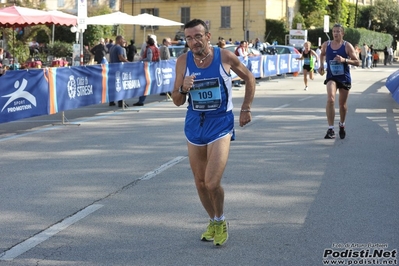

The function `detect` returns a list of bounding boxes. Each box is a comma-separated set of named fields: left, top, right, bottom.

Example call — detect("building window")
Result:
left=91, top=0, right=99, bottom=5
left=221, top=6, right=231, bottom=28
left=57, top=0, right=64, bottom=8
left=181, top=7, right=190, bottom=26
left=109, top=0, right=116, bottom=9
left=140, top=8, right=159, bottom=30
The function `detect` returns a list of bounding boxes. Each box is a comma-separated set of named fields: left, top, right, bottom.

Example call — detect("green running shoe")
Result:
left=213, top=220, right=228, bottom=246
left=200, top=220, right=215, bottom=241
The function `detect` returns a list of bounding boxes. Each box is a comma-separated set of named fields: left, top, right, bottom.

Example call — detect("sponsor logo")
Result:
left=1, top=79, right=36, bottom=113
left=67, top=75, right=93, bottom=98
left=160, top=67, right=173, bottom=85
left=322, top=243, right=397, bottom=265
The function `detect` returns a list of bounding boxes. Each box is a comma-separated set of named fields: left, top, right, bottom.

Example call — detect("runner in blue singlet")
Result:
left=318, top=24, right=360, bottom=140
left=172, top=19, right=255, bottom=246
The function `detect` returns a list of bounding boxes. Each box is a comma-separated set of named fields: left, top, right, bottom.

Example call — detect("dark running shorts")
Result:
left=303, top=65, right=313, bottom=72
left=324, top=78, right=352, bottom=90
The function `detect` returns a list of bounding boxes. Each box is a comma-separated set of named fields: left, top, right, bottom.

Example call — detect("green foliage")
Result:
left=328, top=0, right=349, bottom=26
left=292, top=13, right=306, bottom=29
left=307, top=27, right=393, bottom=50
left=300, top=0, right=329, bottom=27
left=346, top=3, right=356, bottom=28
left=4, top=28, right=30, bottom=64
left=265, top=19, right=288, bottom=45
left=306, top=9, right=328, bottom=28
left=47, top=41, right=73, bottom=58
left=370, top=0, right=399, bottom=34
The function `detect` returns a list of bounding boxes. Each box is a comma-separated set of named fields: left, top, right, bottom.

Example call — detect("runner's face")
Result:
left=332, top=27, right=344, bottom=41
left=184, top=25, right=210, bottom=55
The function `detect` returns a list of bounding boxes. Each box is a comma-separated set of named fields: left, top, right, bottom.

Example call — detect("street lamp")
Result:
left=70, top=25, right=78, bottom=43
left=70, top=25, right=84, bottom=66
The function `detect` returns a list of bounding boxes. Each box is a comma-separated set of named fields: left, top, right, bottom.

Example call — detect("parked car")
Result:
left=265, top=45, right=300, bottom=55
left=168, top=45, right=187, bottom=58
left=223, top=44, right=262, bottom=56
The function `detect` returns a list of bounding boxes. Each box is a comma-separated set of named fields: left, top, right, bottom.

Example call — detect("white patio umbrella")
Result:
left=130, top=13, right=183, bottom=27
left=86, top=11, right=139, bottom=25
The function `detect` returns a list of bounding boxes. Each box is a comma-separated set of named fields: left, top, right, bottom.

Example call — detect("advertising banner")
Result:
left=48, top=64, right=105, bottom=113
left=0, top=69, right=49, bottom=123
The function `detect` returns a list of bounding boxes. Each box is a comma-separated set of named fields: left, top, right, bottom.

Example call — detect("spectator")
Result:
left=253, top=37, right=264, bottom=53
left=159, top=37, right=171, bottom=60
left=373, top=51, right=379, bottom=68
left=0, top=48, right=11, bottom=64
left=383, top=46, right=388, bottom=65
left=133, top=37, right=160, bottom=106
left=127, top=39, right=137, bottom=62
left=140, top=34, right=158, bottom=59
left=106, top=39, right=114, bottom=51
left=159, top=37, right=172, bottom=96
left=360, top=43, right=368, bottom=68
left=388, top=46, right=393, bottom=65
left=29, top=38, right=39, bottom=56
left=217, top=39, right=226, bottom=48
left=90, top=38, right=108, bottom=64
left=109, top=35, right=129, bottom=108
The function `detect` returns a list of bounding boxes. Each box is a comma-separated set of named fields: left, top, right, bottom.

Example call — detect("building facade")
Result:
left=121, top=0, right=280, bottom=45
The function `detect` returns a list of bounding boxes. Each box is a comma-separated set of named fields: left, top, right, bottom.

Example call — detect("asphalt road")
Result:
left=0, top=65, right=398, bottom=266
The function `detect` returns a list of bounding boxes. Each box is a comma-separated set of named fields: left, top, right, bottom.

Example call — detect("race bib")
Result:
left=329, top=60, right=344, bottom=76
left=304, top=58, right=310, bottom=65
left=189, top=78, right=222, bottom=111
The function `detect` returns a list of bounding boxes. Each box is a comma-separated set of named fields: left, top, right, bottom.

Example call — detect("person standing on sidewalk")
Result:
left=109, top=35, right=129, bottom=107
left=318, top=23, right=360, bottom=139
left=172, top=19, right=255, bottom=246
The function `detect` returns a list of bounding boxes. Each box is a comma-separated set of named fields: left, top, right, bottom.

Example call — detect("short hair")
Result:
left=333, top=23, right=344, bottom=33
left=184, top=19, right=209, bottom=32
left=147, top=37, right=155, bottom=46
left=115, top=36, right=124, bottom=42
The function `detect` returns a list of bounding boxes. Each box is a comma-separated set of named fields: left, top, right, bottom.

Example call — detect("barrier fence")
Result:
left=385, top=69, right=399, bottom=104
left=0, top=54, right=302, bottom=124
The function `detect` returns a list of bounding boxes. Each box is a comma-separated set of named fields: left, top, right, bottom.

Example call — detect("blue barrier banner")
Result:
left=143, top=60, right=176, bottom=95
left=263, top=55, right=278, bottom=77
left=248, top=55, right=262, bottom=78
left=107, top=60, right=176, bottom=102
left=0, top=69, right=49, bottom=123
left=107, top=62, right=147, bottom=102
left=0, top=55, right=312, bottom=124
left=385, top=69, right=399, bottom=104
left=290, top=54, right=301, bottom=73
left=49, top=65, right=104, bottom=112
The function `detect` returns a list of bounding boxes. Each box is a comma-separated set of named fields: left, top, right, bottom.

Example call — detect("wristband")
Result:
left=241, top=109, right=251, bottom=112
left=179, top=86, right=188, bottom=95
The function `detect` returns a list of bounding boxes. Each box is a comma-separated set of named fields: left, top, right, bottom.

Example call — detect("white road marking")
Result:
left=272, top=104, right=290, bottom=111
left=140, top=156, right=187, bottom=180
left=0, top=204, right=103, bottom=261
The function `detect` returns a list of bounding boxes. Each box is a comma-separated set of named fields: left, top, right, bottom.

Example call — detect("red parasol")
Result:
left=0, top=6, right=77, bottom=27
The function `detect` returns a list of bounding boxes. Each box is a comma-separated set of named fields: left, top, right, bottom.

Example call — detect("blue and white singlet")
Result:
left=183, top=47, right=235, bottom=146
left=325, top=41, right=351, bottom=84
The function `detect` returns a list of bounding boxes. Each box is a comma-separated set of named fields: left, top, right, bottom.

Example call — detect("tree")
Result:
left=328, top=0, right=349, bottom=26
left=265, top=19, right=287, bottom=45
left=370, top=0, right=399, bottom=35
left=299, top=0, right=329, bottom=28
left=292, top=13, right=306, bottom=29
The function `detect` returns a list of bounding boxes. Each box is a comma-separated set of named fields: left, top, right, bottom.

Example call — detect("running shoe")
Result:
left=304, top=86, right=308, bottom=91
left=339, top=126, right=346, bottom=139
left=324, top=129, right=335, bottom=139
left=200, top=220, right=215, bottom=241
left=213, top=220, right=228, bottom=246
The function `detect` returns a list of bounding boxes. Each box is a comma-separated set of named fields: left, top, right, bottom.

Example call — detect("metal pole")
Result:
left=243, top=0, right=245, bottom=40
left=354, top=0, right=358, bottom=28
left=80, top=30, right=84, bottom=66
